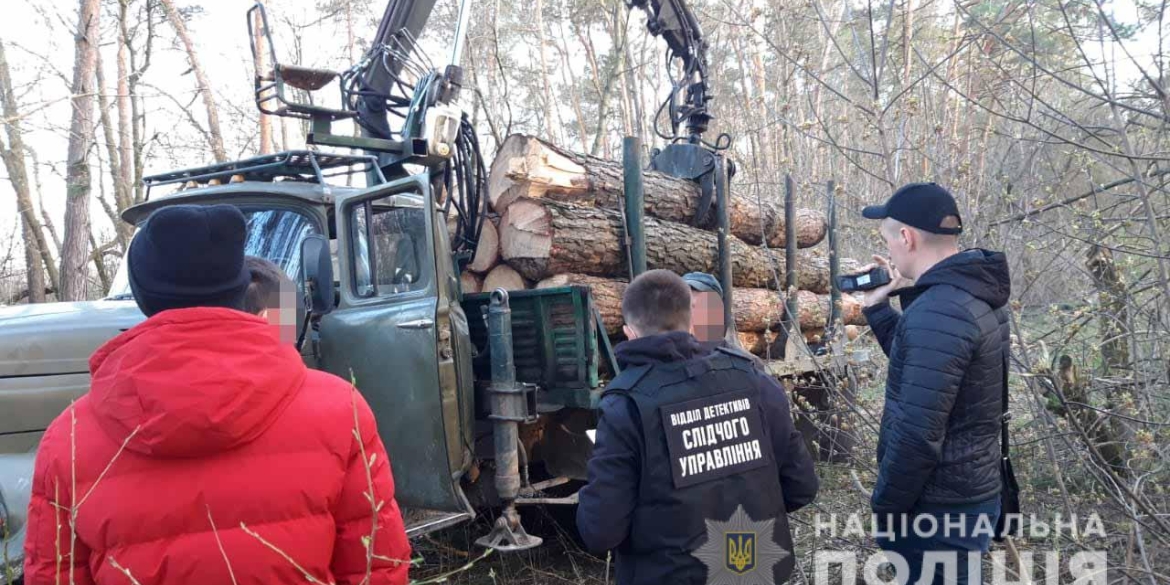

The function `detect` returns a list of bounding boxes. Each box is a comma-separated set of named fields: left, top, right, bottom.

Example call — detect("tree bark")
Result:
left=532, top=273, right=864, bottom=335
left=0, top=40, right=53, bottom=302
left=534, top=0, right=556, bottom=141
left=60, top=0, right=102, bottom=301
left=94, top=50, right=132, bottom=249
left=482, top=263, right=527, bottom=292
left=116, top=0, right=134, bottom=204
left=467, top=217, right=500, bottom=273
left=488, top=134, right=827, bottom=248
left=500, top=198, right=842, bottom=292
left=734, top=288, right=865, bottom=332
left=738, top=329, right=834, bottom=356
left=158, top=0, right=227, bottom=163
left=253, top=4, right=274, bottom=154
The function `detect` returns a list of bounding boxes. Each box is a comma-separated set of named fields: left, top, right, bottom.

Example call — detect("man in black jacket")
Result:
left=861, top=183, right=1010, bottom=584
left=577, top=269, right=818, bottom=585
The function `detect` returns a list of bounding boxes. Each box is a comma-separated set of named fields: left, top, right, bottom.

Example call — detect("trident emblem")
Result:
left=725, top=532, right=756, bottom=574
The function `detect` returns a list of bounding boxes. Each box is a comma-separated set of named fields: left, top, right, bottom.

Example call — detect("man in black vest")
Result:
left=577, top=269, right=818, bottom=585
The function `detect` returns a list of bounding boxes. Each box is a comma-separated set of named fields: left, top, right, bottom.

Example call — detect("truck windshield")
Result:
left=106, top=208, right=318, bottom=300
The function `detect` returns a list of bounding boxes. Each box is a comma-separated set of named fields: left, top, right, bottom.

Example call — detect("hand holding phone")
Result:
left=837, top=266, right=892, bottom=292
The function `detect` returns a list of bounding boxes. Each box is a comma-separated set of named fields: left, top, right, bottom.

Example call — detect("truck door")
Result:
left=324, top=174, right=466, bottom=513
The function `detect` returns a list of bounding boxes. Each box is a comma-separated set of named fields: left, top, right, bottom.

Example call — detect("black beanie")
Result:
left=129, top=204, right=251, bottom=317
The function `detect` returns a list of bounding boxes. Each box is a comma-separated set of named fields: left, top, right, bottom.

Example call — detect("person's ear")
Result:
left=900, top=226, right=914, bottom=251
left=623, top=324, right=638, bottom=340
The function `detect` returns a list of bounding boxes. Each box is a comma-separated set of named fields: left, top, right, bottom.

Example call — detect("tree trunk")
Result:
left=94, top=49, right=132, bottom=249
left=734, top=288, right=865, bottom=332
left=1085, top=245, right=1136, bottom=475
left=116, top=0, right=134, bottom=206
left=159, top=0, right=227, bottom=163
left=60, top=0, right=102, bottom=302
left=500, top=198, right=842, bottom=292
left=1053, top=354, right=1129, bottom=478
left=533, top=273, right=864, bottom=335
left=738, top=329, right=833, bottom=357
left=467, top=217, right=500, bottom=273
left=482, top=263, right=527, bottom=292
left=0, top=40, right=53, bottom=302
left=488, top=134, right=827, bottom=247
left=253, top=4, right=274, bottom=154
left=89, top=231, right=111, bottom=293
left=534, top=0, right=556, bottom=141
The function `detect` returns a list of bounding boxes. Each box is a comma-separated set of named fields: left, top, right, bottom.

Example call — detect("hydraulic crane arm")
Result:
left=353, top=0, right=450, bottom=141
left=628, top=0, right=719, bottom=146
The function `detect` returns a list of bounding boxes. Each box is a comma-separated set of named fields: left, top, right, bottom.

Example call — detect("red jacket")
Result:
left=24, top=308, right=411, bottom=585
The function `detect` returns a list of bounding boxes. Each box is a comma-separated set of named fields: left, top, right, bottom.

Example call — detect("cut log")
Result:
left=500, top=198, right=838, bottom=291
left=732, top=289, right=863, bottom=331
left=737, top=329, right=829, bottom=357
left=737, top=330, right=776, bottom=357
left=536, top=274, right=627, bottom=335
left=768, top=208, right=829, bottom=249
left=489, top=134, right=827, bottom=247
left=793, top=290, right=866, bottom=330
left=460, top=272, right=483, bottom=294
left=534, top=273, right=864, bottom=335
left=482, top=264, right=527, bottom=292
left=467, top=217, right=500, bottom=273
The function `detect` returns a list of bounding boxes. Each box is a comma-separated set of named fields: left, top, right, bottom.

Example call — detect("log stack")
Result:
left=536, top=272, right=865, bottom=336
left=488, top=134, right=828, bottom=247
left=473, top=133, right=867, bottom=356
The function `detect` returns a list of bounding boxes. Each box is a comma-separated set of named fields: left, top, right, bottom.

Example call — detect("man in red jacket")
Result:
left=24, top=204, right=412, bottom=585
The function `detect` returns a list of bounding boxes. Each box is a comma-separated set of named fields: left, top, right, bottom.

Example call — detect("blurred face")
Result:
left=880, top=219, right=914, bottom=277
left=690, top=291, right=725, bottom=342
left=258, top=279, right=298, bottom=345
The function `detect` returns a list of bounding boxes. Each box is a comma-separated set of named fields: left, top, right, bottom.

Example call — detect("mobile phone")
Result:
left=837, top=266, right=892, bottom=292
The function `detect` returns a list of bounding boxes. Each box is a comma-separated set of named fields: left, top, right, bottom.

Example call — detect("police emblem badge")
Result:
left=726, top=532, right=755, bottom=574
left=693, top=505, right=787, bottom=585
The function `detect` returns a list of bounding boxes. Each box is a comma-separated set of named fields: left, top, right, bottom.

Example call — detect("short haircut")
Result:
left=622, top=269, right=693, bottom=335
left=882, top=217, right=959, bottom=249
left=243, top=256, right=289, bottom=315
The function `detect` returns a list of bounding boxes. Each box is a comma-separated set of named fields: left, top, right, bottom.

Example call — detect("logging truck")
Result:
left=0, top=0, right=869, bottom=571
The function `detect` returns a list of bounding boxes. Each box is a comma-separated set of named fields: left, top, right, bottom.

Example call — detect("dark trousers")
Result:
left=876, top=498, right=1001, bottom=585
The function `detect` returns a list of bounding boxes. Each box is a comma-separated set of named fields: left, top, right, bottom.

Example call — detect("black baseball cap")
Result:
left=862, top=182, right=963, bottom=235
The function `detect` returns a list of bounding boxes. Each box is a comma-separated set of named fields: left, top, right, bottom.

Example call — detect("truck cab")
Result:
left=0, top=151, right=606, bottom=576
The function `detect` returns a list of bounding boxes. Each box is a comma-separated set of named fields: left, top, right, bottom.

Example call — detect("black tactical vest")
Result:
left=604, top=348, right=796, bottom=585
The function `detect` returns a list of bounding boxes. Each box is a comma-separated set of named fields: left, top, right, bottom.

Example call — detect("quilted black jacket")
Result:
left=863, top=249, right=1011, bottom=513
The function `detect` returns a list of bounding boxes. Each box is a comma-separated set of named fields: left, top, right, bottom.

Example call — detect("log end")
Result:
left=488, top=134, right=589, bottom=211
left=499, top=199, right=554, bottom=281
left=482, top=263, right=528, bottom=292
left=467, top=217, right=500, bottom=273
left=460, top=272, right=483, bottom=295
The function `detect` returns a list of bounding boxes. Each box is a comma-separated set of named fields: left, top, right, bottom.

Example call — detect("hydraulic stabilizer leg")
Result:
left=475, top=289, right=543, bottom=552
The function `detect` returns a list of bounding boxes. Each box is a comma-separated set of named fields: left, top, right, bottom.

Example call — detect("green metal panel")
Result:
left=324, top=173, right=464, bottom=513
left=464, top=286, right=600, bottom=409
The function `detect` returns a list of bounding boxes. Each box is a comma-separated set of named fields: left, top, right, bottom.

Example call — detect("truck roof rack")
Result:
left=142, top=150, right=387, bottom=200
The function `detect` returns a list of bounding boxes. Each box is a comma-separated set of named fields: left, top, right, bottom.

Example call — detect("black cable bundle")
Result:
left=441, top=117, right=487, bottom=259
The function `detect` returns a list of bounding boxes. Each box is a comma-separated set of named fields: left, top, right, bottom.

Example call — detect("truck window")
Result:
left=351, top=197, right=428, bottom=297
left=106, top=208, right=318, bottom=300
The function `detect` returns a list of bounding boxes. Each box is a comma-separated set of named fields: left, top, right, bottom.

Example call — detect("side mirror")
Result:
left=301, top=234, right=335, bottom=315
